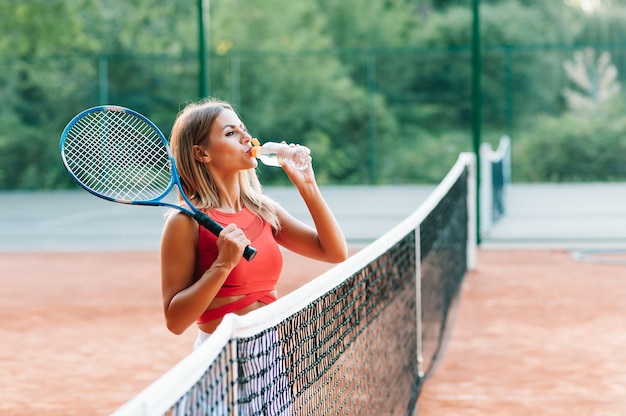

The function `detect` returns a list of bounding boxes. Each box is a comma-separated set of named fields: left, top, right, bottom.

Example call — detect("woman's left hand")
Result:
left=280, top=143, right=315, bottom=187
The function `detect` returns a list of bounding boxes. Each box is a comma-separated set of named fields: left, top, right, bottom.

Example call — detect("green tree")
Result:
left=208, top=0, right=399, bottom=183
left=514, top=46, right=626, bottom=182
left=0, top=0, right=96, bottom=188
left=404, top=1, right=572, bottom=132
left=314, top=0, right=418, bottom=49
left=562, top=48, right=621, bottom=115
left=2, top=0, right=625, bottom=188
left=514, top=112, right=626, bottom=181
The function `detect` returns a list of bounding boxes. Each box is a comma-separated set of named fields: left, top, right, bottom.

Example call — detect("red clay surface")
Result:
left=0, top=250, right=334, bottom=415
left=419, top=249, right=626, bottom=415
left=1, top=249, right=624, bottom=415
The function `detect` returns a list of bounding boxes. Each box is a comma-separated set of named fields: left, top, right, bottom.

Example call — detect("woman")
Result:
left=160, top=98, right=348, bottom=347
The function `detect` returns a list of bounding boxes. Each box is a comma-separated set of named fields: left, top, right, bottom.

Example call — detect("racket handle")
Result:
left=193, top=211, right=257, bottom=261
left=243, top=245, right=258, bottom=261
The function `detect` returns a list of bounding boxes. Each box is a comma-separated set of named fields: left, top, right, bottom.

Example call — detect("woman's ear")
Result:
left=192, top=145, right=211, bottom=163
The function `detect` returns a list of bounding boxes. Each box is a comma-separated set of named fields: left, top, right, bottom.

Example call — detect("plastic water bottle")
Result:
left=251, top=139, right=311, bottom=170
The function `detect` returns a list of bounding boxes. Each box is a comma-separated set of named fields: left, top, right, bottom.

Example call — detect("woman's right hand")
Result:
left=215, top=223, right=250, bottom=268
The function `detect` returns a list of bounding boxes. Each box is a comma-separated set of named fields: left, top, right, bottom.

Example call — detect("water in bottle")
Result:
left=251, top=139, right=311, bottom=170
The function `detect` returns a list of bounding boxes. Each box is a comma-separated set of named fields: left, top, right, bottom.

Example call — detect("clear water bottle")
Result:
left=251, top=139, right=311, bottom=170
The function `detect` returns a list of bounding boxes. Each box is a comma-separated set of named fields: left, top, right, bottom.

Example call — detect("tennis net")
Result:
left=112, top=152, right=476, bottom=416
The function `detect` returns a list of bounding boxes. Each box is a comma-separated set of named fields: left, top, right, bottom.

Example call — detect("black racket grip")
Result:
left=192, top=211, right=257, bottom=261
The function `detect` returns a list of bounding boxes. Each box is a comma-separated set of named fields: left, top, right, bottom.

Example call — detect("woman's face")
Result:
left=198, top=108, right=258, bottom=172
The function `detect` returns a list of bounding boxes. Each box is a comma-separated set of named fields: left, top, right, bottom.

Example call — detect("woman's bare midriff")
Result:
left=197, top=290, right=278, bottom=334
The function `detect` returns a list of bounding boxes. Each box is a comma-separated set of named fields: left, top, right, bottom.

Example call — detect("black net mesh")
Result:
left=234, top=234, right=418, bottom=415
left=418, top=168, right=468, bottom=386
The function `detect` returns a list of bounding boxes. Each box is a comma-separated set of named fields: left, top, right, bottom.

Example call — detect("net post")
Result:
left=463, top=152, right=478, bottom=271
left=415, top=226, right=424, bottom=379
left=478, top=136, right=511, bottom=240
left=479, top=142, right=494, bottom=238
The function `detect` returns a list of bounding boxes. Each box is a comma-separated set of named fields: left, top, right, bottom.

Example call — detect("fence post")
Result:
left=472, top=0, right=482, bottom=245
left=367, top=51, right=377, bottom=184
left=98, top=56, right=108, bottom=105
left=197, top=0, right=210, bottom=98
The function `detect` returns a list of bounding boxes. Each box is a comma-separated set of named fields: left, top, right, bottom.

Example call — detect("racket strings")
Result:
left=63, top=110, right=172, bottom=201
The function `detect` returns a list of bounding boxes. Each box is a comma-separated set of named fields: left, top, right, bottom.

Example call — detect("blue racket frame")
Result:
left=60, top=105, right=256, bottom=261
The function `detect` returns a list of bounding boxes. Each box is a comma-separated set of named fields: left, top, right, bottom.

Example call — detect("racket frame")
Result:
left=60, top=105, right=257, bottom=261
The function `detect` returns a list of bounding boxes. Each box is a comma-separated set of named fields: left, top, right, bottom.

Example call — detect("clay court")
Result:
left=1, top=184, right=625, bottom=415
left=1, top=248, right=625, bottom=415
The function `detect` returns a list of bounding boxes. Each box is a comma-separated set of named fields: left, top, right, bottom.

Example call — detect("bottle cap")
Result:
left=250, top=138, right=261, bottom=158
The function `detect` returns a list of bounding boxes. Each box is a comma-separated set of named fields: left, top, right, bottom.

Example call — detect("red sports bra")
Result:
left=195, top=207, right=283, bottom=323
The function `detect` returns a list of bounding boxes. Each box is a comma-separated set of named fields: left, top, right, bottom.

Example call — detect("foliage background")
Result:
left=1, top=0, right=625, bottom=189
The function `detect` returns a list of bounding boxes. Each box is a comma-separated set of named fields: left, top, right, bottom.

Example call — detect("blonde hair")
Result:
left=169, top=98, right=280, bottom=230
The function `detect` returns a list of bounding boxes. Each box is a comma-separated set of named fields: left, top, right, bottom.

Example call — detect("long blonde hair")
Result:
left=169, top=98, right=280, bottom=230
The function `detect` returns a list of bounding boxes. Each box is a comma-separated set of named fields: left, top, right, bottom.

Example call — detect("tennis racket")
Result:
left=59, top=105, right=257, bottom=261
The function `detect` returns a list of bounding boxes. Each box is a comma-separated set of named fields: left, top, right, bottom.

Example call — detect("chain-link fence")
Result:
left=2, top=43, right=626, bottom=188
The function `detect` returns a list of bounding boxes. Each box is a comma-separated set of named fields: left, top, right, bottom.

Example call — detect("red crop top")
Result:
left=195, top=207, right=283, bottom=324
